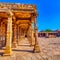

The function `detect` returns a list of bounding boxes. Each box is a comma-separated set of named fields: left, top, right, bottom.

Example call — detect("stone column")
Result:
left=46, top=32, right=49, bottom=37
left=0, top=22, right=3, bottom=49
left=1, top=22, right=3, bottom=41
left=0, top=22, right=5, bottom=47
left=17, top=26, right=20, bottom=44
left=31, top=28, right=35, bottom=46
left=17, top=25, right=19, bottom=44
left=12, top=24, right=17, bottom=48
left=33, top=18, right=40, bottom=53
left=5, top=24, right=7, bottom=46
left=2, top=24, right=6, bottom=47
left=4, top=16, right=12, bottom=55
left=18, top=27, right=23, bottom=45
left=0, top=23, right=1, bottom=40
left=27, top=25, right=32, bottom=46
left=28, top=25, right=35, bottom=46
left=18, top=27, right=22, bottom=44
left=19, top=28, right=22, bottom=41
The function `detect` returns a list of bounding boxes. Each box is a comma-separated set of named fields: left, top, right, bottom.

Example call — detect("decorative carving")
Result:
left=0, top=3, right=39, bottom=56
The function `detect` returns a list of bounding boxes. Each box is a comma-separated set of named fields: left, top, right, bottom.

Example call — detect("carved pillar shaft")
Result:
left=0, top=23, right=1, bottom=40
left=18, top=27, right=22, bottom=45
left=0, top=23, right=3, bottom=41
left=31, top=28, right=35, bottom=46
left=5, top=24, right=7, bottom=46
left=19, top=28, right=23, bottom=41
left=27, top=23, right=35, bottom=46
left=17, top=25, right=19, bottom=44
left=12, top=24, right=17, bottom=48
left=29, top=25, right=34, bottom=46
left=27, top=25, right=32, bottom=46
left=4, top=16, right=12, bottom=55
left=0, top=23, right=3, bottom=49
left=2, top=24, right=6, bottom=47
left=33, top=18, right=40, bottom=53
left=17, top=26, right=20, bottom=44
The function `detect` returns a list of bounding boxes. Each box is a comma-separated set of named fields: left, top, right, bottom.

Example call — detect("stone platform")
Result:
left=0, top=38, right=60, bottom=60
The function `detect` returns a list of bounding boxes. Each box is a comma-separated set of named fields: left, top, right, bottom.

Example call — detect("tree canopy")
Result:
left=45, top=29, right=52, bottom=32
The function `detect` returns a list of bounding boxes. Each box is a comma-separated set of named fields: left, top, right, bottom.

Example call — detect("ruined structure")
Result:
left=0, top=3, right=40, bottom=55
left=38, top=31, right=60, bottom=38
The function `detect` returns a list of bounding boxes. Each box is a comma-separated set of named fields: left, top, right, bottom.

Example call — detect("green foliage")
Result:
left=45, top=29, right=52, bottom=32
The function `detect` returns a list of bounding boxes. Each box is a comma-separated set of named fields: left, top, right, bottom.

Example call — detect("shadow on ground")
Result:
left=12, top=49, right=33, bottom=53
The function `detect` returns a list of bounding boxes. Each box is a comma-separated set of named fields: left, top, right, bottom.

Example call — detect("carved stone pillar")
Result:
left=4, top=16, right=12, bottom=55
left=31, top=28, right=35, bottom=46
left=29, top=25, right=34, bottom=46
left=27, top=25, right=32, bottom=46
left=5, top=24, right=7, bottom=46
left=19, top=28, right=22, bottom=41
left=17, top=26, right=20, bottom=44
left=27, top=23, right=35, bottom=46
left=0, top=23, right=1, bottom=40
left=1, top=22, right=3, bottom=41
left=0, top=22, right=3, bottom=49
left=33, top=18, right=40, bottom=53
left=2, top=24, right=6, bottom=47
left=17, top=25, right=19, bottom=44
left=12, top=24, right=17, bottom=48
left=18, top=27, right=22, bottom=44
left=18, top=27, right=23, bottom=45
left=46, top=32, right=49, bottom=37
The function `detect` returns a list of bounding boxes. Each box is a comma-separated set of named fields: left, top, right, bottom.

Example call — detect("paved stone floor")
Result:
left=0, top=37, right=60, bottom=60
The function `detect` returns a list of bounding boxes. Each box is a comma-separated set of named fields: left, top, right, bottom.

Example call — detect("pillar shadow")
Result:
left=18, top=45, right=30, bottom=46
left=12, top=49, right=33, bottom=53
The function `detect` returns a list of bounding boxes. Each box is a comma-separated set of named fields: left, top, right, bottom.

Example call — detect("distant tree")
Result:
left=45, top=29, right=52, bottom=32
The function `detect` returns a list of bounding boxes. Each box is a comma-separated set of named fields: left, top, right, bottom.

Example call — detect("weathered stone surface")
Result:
left=0, top=37, right=60, bottom=60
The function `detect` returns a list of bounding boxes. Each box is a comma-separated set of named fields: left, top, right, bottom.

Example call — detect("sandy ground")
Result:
left=0, top=37, right=60, bottom=60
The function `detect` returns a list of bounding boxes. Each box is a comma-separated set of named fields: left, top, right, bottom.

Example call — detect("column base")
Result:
left=33, top=45, right=40, bottom=53
left=31, top=42, right=35, bottom=46
left=18, top=39, right=21, bottom=45
left=30, top=43, right=34, bottom=47
left=30, top=38, right=35, bottom=47
left=3, top=46, right=12, bottom=56
left=12, top=42, right=17, bottom=48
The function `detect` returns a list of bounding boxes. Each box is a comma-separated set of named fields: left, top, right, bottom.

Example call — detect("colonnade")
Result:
left=0, top=11, right=40, bottom=56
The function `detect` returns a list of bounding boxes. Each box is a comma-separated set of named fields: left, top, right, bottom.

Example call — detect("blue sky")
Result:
left=0, top=0, right=60, bottom=31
